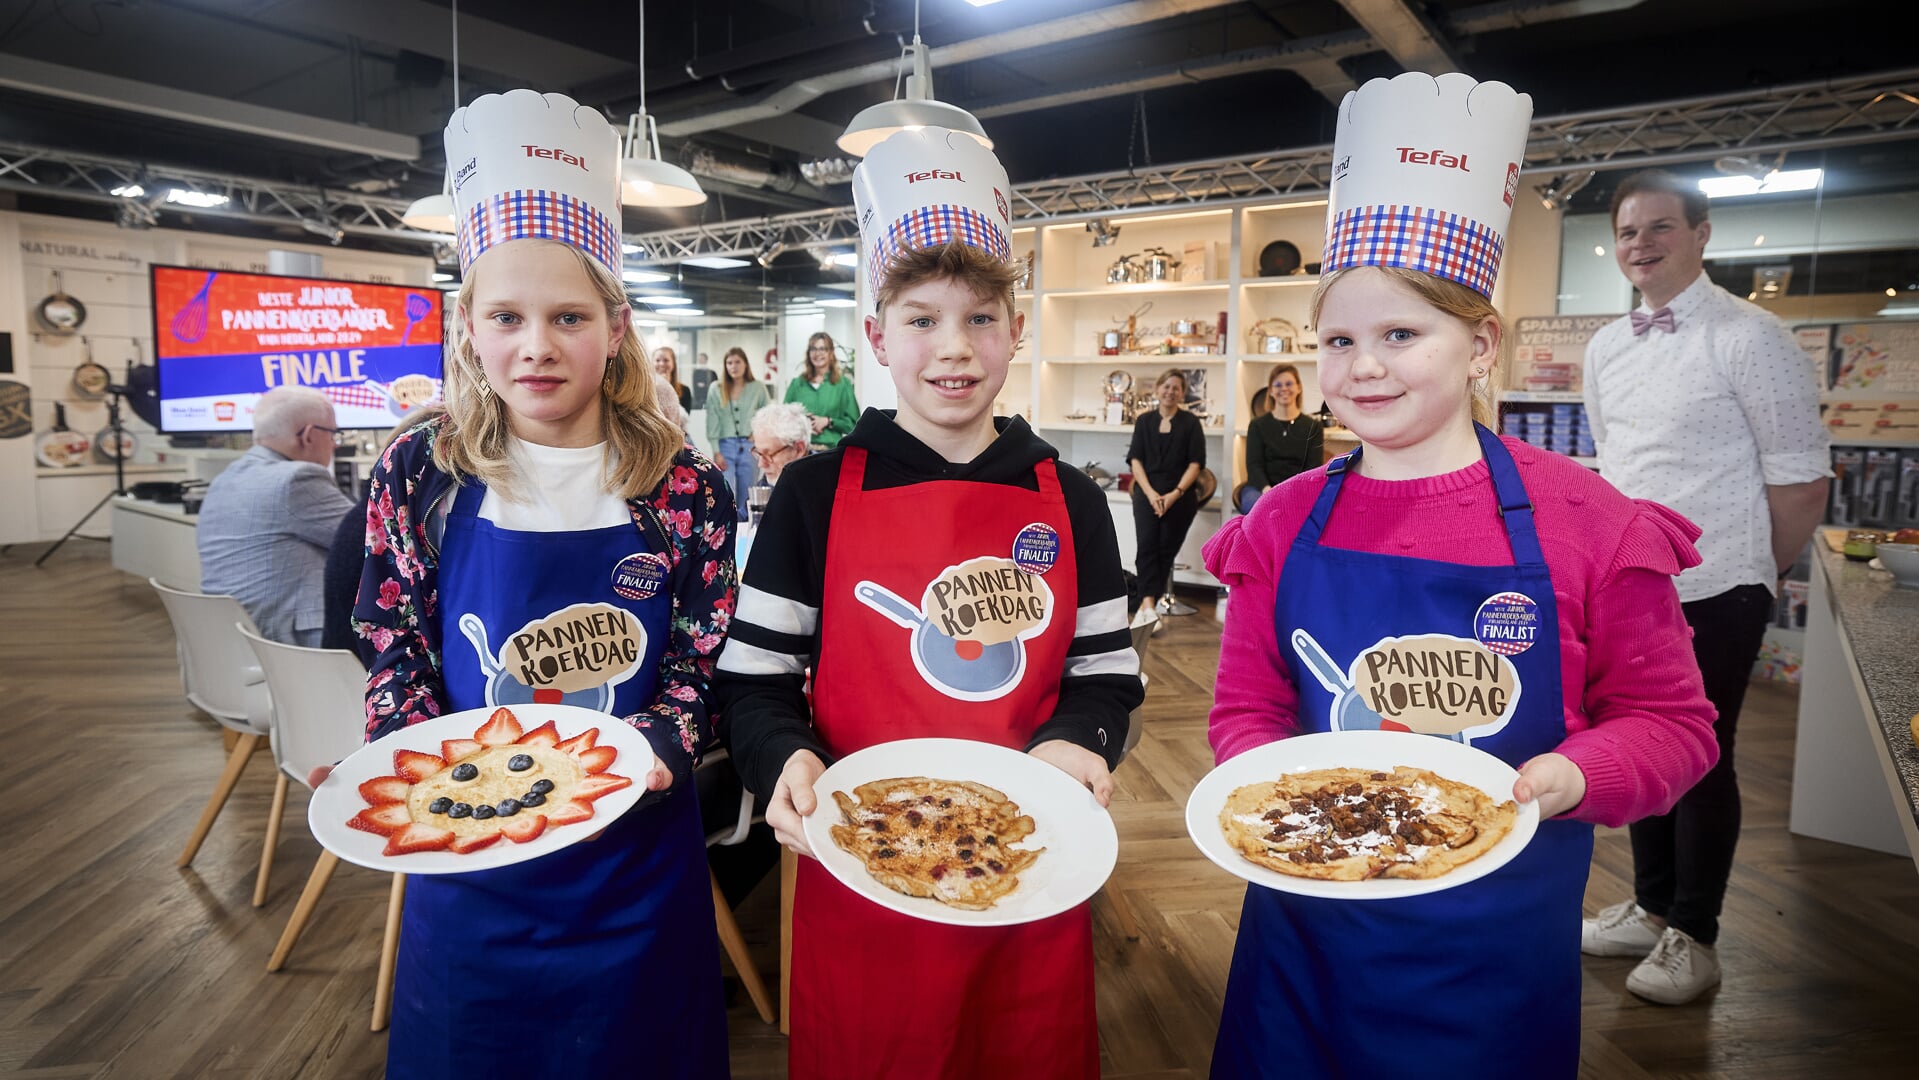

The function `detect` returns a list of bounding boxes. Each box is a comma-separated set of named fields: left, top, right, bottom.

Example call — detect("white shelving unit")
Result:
left=1004, top=200, right=1335, bottom=587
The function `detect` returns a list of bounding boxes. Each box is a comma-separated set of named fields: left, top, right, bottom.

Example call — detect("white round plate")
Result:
left=1184, top=730, right=1540, bottom=900
left=308, top=703, right=658, bottom=875
left=803, top=737, right=1118, bottom=927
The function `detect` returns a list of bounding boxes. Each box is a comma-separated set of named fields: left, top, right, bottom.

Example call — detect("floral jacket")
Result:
left=353, top=417, right=737, bottom=788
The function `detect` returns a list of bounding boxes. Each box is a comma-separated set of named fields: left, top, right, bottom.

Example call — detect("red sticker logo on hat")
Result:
left=1503, top=162, right=1519, bottom=207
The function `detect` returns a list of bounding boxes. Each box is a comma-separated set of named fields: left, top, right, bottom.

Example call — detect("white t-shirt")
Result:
left=476, top=439, right=630, bottom=532
left=1583, top=272, right=1831, bottom=602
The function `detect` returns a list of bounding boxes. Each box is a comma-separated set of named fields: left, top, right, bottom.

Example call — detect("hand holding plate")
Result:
left=769, top=749, right=827, bottom=857
left=1512, top=751, right=1585, bottom=818
left=1028, top=739, right=1114, bottom=807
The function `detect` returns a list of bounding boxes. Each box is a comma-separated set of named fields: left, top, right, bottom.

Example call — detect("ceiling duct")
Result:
left=686, top=148, right=821, bottom=198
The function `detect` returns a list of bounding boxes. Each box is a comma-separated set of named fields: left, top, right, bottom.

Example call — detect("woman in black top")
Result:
left=1240, top=362, right=1323, bottom=513
left=1127, top=368, right=1206, bottom=618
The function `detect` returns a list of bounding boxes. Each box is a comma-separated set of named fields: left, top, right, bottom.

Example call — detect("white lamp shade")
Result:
left=837, top=98, right=993, bottom=157
left=621, top=157, right=708, bottom=207
left=401, top=192, right=456, bottom=232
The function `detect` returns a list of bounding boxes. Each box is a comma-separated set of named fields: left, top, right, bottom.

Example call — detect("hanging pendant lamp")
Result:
left=837, top=0, right=990, bottom=157
left=621, top=0, right=706, bottom=207
left=402, top=0, right=461, bottom=233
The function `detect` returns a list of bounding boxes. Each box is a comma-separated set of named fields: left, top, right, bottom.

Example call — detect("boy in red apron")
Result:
left=716, top=128, right=1143, bottom=1080
left=1202, top=74, right=1720, bottom=1077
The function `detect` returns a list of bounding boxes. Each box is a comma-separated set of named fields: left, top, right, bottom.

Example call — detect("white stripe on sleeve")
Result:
left=736, top=584, right=819, bottom=637
left=716, top=638, right=808, bottom=677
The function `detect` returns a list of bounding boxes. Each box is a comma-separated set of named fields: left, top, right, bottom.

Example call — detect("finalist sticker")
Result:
left=1474, top=592, right=1540, bottom=657
left=611, top=552, right=669, bottom=601
left=1012, top=522, right=1060, bottom=576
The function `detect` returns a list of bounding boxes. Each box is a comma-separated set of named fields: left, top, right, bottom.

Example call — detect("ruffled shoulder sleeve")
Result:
left=1605, top=499, right=1703, bottom=585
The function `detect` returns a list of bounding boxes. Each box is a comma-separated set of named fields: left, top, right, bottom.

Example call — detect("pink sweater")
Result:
left=1203, top=436, right=1719, bottom=828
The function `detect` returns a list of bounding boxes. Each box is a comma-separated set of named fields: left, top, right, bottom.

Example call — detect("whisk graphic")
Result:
left=401, top=293, right=432, bottom=345
left=171, top=272, right=216, bottom=343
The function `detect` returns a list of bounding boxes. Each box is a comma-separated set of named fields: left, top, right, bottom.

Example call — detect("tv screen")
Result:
left=151, top=265, right=445, bottom=432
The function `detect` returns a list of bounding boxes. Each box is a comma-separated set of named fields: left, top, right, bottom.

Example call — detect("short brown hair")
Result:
left=874, top=240, right=1018, bottom=320
left=1610, top=170, right=1709, bottom=230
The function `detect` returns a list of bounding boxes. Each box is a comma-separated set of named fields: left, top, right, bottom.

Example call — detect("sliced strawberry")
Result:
left=573, top=745, right=619, bottom=775
left=574, top=773, right=633, bottom=801
left=501, top=814, right=548, bottom=844
left=440, top=738, right=483, bottom=763
left=474, top=707, right=523, bottom=746
left=554, top=728, right=598, bottom=754
left=357, top=775, right=410, bottom=806
left=448, top=830, right=503, bottom=854
left=516, top=720, right=561, bottom=748
left=347, top=803, right=411, bottom=836
left=546, top=799, right=596, bottom=827
left=382, top=822, right=454, bottom=856
left=393, top=749, right=446, bottom=783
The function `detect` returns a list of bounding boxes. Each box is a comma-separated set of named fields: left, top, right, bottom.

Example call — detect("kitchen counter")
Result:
left=111, top=496, right=200, bottom=591
left=1789, top=543, right=1919, bottom=873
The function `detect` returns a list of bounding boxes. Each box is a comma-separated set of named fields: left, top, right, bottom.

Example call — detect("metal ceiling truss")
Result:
left=4, top=68, right=1917, bottom=264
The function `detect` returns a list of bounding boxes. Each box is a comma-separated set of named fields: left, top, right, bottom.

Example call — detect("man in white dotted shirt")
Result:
left=1578, top=170, right=1831, bottom=1005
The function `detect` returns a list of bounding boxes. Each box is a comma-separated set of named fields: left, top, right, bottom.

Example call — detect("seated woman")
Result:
left=750, top=401, right=813, bottom=486
left=1238, top=362, right=1322, bottom=514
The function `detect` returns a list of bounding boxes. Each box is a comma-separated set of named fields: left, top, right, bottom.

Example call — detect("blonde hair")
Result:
left=719, top=346, right=755, bottom=404
left=802, top=332, right=844, bottom=385
left=653, top=345, right=687, bottom=402
left=1155, top=368, right=1189, bottom=395
left=436, top=242, right=682, bottom=500
left=1309, top=266, right=1503, bottom=429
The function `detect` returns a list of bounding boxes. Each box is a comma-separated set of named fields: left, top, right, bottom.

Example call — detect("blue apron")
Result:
left=387, top=480, right=729, bottom=1080
left=1211, top=426, right=1592, bottom=1080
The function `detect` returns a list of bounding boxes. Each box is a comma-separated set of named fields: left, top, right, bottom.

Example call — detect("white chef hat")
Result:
left=444, top=89, right=624, bottom=277
left=851, top=127, right=1013, bottom=298
left=1322, top=73, right=1533, bottom=298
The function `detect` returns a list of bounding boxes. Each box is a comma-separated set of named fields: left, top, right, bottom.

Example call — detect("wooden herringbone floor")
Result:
left=3, top=545, right=1916, bottom=1078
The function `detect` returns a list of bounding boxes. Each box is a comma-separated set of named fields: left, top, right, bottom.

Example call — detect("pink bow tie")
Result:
left=1631, top=307, right=1677, bottom=335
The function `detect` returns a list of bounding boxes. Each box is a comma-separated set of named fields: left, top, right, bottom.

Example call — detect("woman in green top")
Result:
left=706, top=346, right=772, bottom=520
left=784, top=331, right=860, bottom=450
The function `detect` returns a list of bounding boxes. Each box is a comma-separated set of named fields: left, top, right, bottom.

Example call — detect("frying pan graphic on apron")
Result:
left=458, top=612, right=614, bottom=712
left=1291, top=628, right=1467, bottom=743
left=855, top=580, right=1027, bottom=702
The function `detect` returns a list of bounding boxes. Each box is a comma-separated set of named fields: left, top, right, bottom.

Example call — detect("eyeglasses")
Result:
left=302, top=423, right=348, bottom=446
left=751, top=443, right=803, bottom=465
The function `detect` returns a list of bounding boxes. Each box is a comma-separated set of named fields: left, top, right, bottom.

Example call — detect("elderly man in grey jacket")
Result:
left=196, top=386, right=355, bottom=646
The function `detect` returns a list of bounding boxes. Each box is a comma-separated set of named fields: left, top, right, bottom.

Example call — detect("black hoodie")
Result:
left=715, top=408, right=1144, bottom=801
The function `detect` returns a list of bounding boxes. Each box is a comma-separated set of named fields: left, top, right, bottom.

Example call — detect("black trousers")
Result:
left=1132, top=487, right=1200, bottom=599
left=1629, top=583, right=1773, bottom=945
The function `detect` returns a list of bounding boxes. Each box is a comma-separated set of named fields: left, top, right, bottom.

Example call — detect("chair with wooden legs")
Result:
left=238, top=625, right=406, bottom=1032
left=701, top=748, right=778, bottom=1025
left=149, top=578, right=273, bottom=869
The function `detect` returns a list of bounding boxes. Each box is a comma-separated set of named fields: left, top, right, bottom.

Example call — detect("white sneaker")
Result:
left=1581, top=899, right=1662, bottom=957
left=1625, top=926, right=1720, bottom=1005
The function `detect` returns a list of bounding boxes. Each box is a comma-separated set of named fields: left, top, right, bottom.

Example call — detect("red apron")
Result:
left=790, top=446, right=1097, bottom=1080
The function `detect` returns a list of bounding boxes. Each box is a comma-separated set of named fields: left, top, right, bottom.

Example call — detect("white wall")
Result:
left=2, top=209, right=431, bottom=544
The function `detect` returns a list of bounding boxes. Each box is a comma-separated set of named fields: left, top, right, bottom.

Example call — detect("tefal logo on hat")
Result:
left=523, top=145, right=589, bottom=170
left=1397, top=146, right=1470, bottom=171
left=1503, top=162, right=1519, bottom=207
left=904, top=169, right=964, bottom=184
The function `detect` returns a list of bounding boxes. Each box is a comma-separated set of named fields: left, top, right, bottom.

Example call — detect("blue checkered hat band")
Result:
left=868, top=204, right=1012, bottom=296
left=458, top=189, right=622, bottom=275
left=1322, top=205, right=1505, bottom=298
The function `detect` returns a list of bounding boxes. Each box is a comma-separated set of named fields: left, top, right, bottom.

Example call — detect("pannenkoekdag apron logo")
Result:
left=1291, top=626, right=1522, bottom=745
left=457, top=602, right=647, bottom=711
left=855, top=550, right=1055, bottom=702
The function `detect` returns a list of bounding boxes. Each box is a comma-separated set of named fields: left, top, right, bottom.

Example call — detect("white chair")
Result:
left=237, top=624, right=406, bottom=1032
left=700, top=748, right=777, bottom=1025
left=149, top=578, right=273, bottom=868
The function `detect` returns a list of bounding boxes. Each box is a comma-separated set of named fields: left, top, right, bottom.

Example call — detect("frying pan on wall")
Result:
left=35, top=403, right=94, bottom=468
left=71, top=337, right=110, bottom=400
left=35, top=271, right=87, bottom=336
